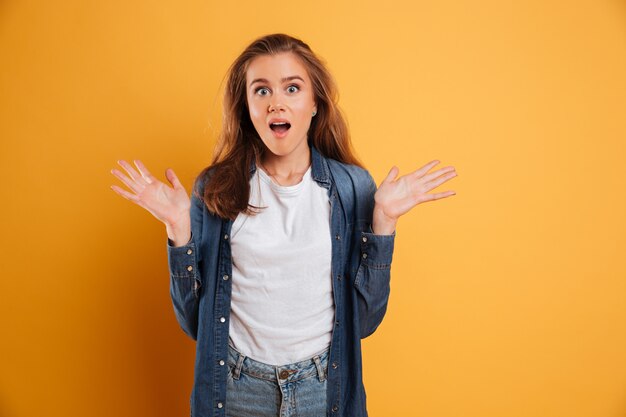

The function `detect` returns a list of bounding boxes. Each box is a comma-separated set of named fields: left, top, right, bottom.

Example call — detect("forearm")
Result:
left=167, top=235, right=201, bottom=340
left=354, top=230, right=395, bottom=338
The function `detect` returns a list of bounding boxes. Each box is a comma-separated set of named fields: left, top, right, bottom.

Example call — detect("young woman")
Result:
left=111, top=33, right=457, bottom=417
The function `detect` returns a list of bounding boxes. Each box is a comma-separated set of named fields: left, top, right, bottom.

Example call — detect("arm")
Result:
left=355, top=160, right=459, bottom=338
left=110, top=159, right=205, bottom=340
left=166, top=183, right=204, bottom=341
left=354, top=172, right=396, bottom=339
left=354, top=227, right=396, bottom=339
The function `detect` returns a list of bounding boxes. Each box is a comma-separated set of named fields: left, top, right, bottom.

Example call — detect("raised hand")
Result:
left=372, top=160, right=458, bottom=234
left=110, top=160, right=191, bottom=239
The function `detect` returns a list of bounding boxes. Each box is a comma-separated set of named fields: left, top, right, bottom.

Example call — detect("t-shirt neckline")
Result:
left=257, top=165, right=312, bottom=194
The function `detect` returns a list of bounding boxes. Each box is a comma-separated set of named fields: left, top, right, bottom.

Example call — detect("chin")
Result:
left=260, top=136, right=308, bottom=158
left=262, top=142, right=295, bottom=157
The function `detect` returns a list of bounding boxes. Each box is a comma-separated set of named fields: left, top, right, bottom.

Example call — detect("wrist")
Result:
left=372, top=206, right=397, bottom=235
left=166, top=220, right=191, bottom=247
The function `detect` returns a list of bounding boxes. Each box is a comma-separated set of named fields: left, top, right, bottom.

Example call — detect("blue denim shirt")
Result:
left=167, top=145, right=395, bottom=417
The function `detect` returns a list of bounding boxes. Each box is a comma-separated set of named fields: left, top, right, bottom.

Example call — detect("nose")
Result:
left=268, top=92, right=286, bottom=113
left=268, top=101, right=285, bottom=113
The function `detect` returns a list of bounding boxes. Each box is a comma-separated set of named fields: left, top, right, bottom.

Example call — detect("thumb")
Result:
left=165, top=168, right=183, bottom=190
left=380, top=166, right=399, bottom=186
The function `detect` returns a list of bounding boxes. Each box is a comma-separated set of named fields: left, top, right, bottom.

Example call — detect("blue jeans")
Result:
left=226, top=343, right=329, bottom=417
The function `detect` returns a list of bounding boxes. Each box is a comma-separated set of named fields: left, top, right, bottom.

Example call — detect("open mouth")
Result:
left=270, top=122, right=291, bottom=134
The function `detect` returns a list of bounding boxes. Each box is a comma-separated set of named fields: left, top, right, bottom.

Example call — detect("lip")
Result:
left=268, top=117, right=291, bottom=126
left=268, top=118, right=291, bottom=139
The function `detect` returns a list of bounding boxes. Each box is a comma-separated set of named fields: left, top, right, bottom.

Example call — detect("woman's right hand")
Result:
left=110, top=159, right=191, bottom=239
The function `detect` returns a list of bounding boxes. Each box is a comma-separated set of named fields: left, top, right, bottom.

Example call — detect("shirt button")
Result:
left=335, top=235, right=341, bottom=240
left=332, top=405, right=338, bottom=412
left=337, top=275, right=342, bottom=281
left=362, top=253, right=368, bottom=259
left=335, top=320, right=340, bottom=326
left=217, top=402, right=223, bottom=409
left=220, top=317, right=226, bottom=323
left=219, top=360, right=225, bottom=366
left=223, top=274, right=229, bottom=281
left=224, top=234, right=229, bottom=240
left=187, top=265, right=193, bottom=271
left=362, top=236, right=367, bottom=242
left=332, top=362, right=338, bottom=369
left=186, top=249, right=193, bottom=255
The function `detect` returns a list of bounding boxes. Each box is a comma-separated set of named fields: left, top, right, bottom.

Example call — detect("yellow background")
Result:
left=1, top=0, right=625, bottom=416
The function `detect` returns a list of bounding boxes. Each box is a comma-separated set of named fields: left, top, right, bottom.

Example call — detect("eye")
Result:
left=255, top=87, right=270, bottom=96
left=287, top=84, right=300, bottom=93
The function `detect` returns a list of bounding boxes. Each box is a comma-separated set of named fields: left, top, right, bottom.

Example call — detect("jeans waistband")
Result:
left=227, top=344, right=330, bottom=383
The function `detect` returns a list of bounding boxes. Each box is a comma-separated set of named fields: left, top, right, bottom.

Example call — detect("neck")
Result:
left=259, top=146, right=311, bottom=186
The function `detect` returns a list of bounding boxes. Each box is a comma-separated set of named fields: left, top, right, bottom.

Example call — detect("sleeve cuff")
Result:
left=166, top=233, right=198, bottom=278
left=360, top=229, right=395, bottom=268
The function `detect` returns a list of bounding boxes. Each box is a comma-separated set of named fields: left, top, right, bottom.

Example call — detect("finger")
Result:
left=134, top=159, right=156, bottom=184
left=110, top=184, right=141, bottom=203
left=422, top=190, right=457, bottom=203
left=424, top=170, right=458, bottom=190
left=422, top=166, right=457, bottom=183
left=165, top=168, right=184, bottom=190
left=117, top=159, right=148, bottom=185
left=380, top=166, right=399, bottom=186
left=409, top=160, right=440, bottom=178
left=111, top=168, right=145, bottom=194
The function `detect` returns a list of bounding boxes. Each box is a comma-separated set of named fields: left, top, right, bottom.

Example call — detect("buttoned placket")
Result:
left=214, top=220, right=234, bottom=414
left=326, top=183, right=342, bottom=415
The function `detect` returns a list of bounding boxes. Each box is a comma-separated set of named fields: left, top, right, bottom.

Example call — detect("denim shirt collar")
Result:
left=247, top=144, right=332, bottom=187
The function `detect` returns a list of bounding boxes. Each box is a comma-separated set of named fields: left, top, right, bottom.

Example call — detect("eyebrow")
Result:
left=248, top=75, right=305, bottom=88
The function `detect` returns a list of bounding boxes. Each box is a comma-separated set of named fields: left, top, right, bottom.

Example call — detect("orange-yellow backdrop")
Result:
left=1, top=0, right=625, bottom=416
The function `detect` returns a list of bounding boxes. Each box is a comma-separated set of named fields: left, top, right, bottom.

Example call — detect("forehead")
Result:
left=246, top=52, right=310, bottom=83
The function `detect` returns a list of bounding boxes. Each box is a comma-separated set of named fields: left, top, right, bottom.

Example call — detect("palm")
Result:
left=110, top=159, right=191, bottom=226
left=375, top=160, right=457, bottom=221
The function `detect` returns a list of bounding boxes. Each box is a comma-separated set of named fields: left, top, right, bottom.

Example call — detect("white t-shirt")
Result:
left=228, top=165, right=334, bottom=365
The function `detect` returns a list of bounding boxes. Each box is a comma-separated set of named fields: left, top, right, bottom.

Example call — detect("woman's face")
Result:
left=246, top=52, right=317, bottom=162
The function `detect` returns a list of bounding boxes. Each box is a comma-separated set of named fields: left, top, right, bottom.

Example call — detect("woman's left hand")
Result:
left=372, top=160, right=458, bottom=234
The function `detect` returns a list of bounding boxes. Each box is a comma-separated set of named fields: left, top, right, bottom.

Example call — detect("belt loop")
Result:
left=233, top=351, right=245, bottom=380
left=313, top=355, right=325, bottom=382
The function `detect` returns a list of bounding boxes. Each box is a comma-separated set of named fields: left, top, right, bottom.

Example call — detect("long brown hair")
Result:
left=196, top=33, right=363, bottom=220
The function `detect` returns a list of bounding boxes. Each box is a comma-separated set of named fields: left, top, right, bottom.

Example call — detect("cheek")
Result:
left=247, top=100, right=264, bottom=122
left=293, top=100, right=313, bottom=117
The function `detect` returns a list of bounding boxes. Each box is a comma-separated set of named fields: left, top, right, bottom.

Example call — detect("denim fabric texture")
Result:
left=225, top=343, right=329, bottom=417
left=167, top=145, right=396, bottom=417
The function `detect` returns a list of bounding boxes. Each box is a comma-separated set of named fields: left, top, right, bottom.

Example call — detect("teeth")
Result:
left=271, top=122, right=287, bottom=125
